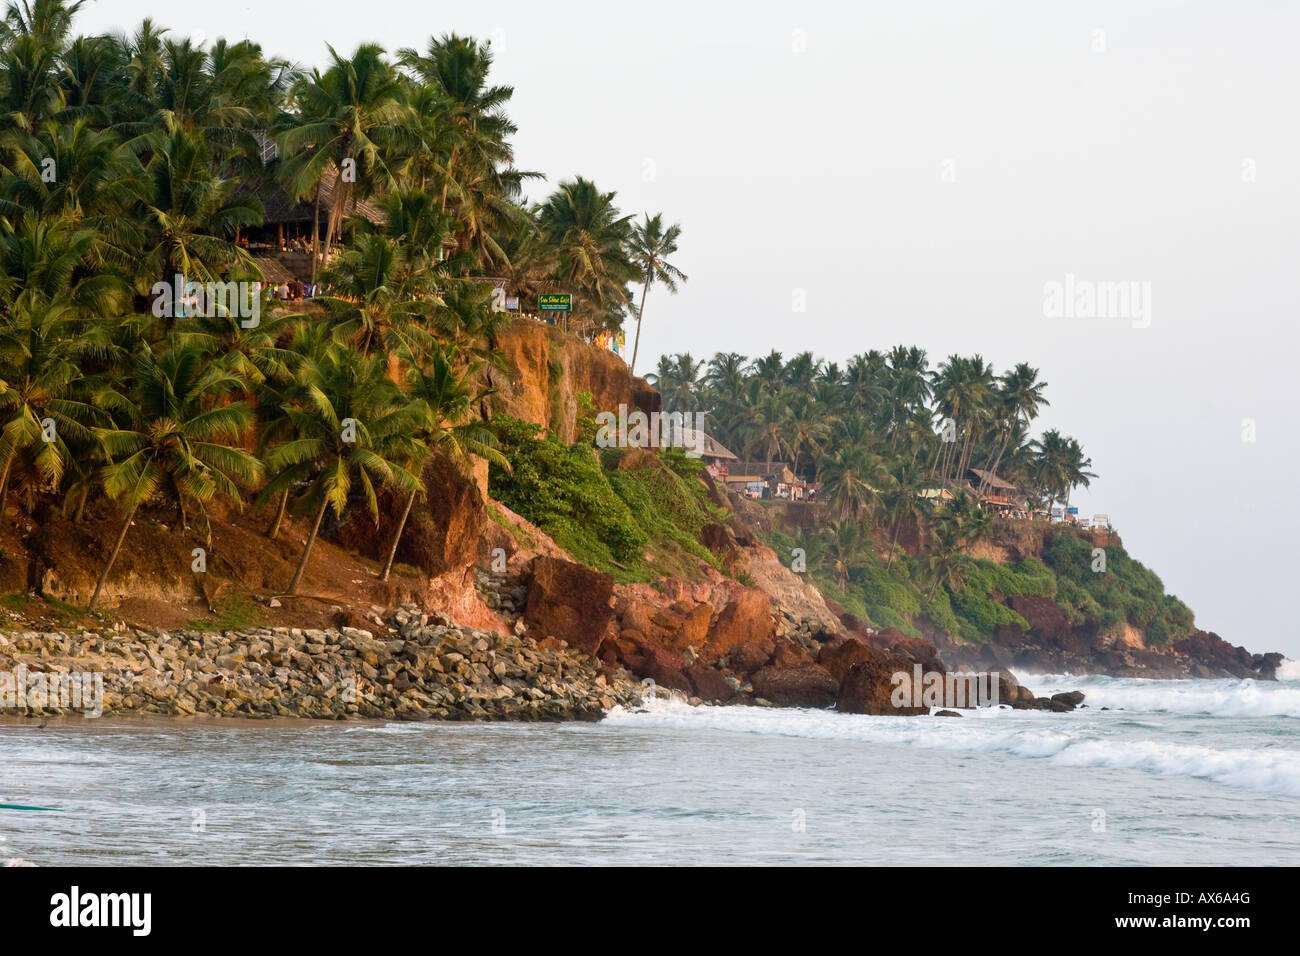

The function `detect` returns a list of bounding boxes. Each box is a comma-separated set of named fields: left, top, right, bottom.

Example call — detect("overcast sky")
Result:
left=77, top=0, right=1300, bottom=658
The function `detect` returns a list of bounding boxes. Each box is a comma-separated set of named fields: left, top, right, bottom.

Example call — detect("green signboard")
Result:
left=538, top=293, right=572, bottom=312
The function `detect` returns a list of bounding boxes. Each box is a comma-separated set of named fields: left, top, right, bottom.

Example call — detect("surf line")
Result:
left=0, top=803, right=65, bottom=811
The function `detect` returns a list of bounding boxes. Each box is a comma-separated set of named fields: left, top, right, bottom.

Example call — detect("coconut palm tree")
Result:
left=397, top=34, right=517, bottom=217
left=0, top=293, right=99, bottom=524
left=279, top=43, right=406, bottom=276
left=980, top=362, right=1048, bottom=493
left=821, top=443, right=886, bottom=523
left=627, top=213, right=686, bottom=375
left=809, top=520, right=863, bottom=593
left=87, top=340, right=263, bottom=610
left=259, top=345, right=420, bottom=595
left=134, top=126, right=261, bottom=305
left=883, top=459, right=930, bottom=569
left=379, top=344, right=506, bottom=580
left=647, top=352, right=703, bottom=413
left=535, top=176, right=636, bottom=335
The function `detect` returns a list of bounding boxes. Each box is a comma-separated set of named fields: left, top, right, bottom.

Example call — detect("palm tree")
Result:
left=926, top=519, right=972, bottom=601
left=0, top=294, right=98, bottom=524
left=135, top=127, right=261, bottom=304
left=883, top=459, right=930, bottom=569
left=784, top=391, right=832, bottom=478
left=535, top=177, right=636, bottom=335
left=980, top=362, right=1048, bottom=493
left=820, top=443, right=886, bottom=523
left=627, top=213, right=686, bottom=375
left=87, top=341, right=263, bottom=610
left=808, top=520, right=863, bottom=593
left=397, top=34, right=517, bottom=214
left=379, top=344, right=506, bottom=580
left=259, top=345, right=420, bottom=595
left=279, top=43, right=406, bottom=277
left=749, top=350, right=785, bottom=396
left=647, top=352, right=703, bottom=413
left=740, top=390, right=793, bottom=471
left=314, top=232, right=435, bottom=366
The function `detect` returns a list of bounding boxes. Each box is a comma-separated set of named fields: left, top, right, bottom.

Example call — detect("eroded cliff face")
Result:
left=484, top=318, right=660, bottom=443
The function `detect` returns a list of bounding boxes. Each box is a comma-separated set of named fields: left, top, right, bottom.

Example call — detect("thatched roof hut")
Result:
left=259, top=173, right=386, bottom=227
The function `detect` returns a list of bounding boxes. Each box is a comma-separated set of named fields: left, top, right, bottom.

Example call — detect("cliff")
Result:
left=0, top=317, right=1277, bottom=722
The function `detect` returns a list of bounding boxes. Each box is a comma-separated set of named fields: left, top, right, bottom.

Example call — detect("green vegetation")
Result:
left=187, top=595, right=261, bottom=632
left=0, top=3, right=686, bottom=601
left=488, top=417, right=724, bottom=582
left=648, top=348, right=1193, bottom=646
left=1042, top=534, right=1194, bottom=646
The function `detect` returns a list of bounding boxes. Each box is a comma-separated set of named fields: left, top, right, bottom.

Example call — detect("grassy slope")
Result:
left=488, top=416, right=730, bottom=584
left=763, top=521, right=1195, bottom=647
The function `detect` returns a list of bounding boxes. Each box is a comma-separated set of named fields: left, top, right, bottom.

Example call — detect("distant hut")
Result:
left=965, top=467, right=1021, bottom=515
left=240, top=169, right=387, bottom=281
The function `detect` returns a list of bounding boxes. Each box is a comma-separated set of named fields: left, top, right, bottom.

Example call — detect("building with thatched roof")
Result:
left=238, top=168, right=389, bottom=282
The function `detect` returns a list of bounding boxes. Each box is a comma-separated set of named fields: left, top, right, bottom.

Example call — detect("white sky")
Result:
left=75, top=0, right=1300, bottom=658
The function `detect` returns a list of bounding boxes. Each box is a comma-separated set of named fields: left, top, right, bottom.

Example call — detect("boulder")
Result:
left=838, top=652, right=929, bottom=716
left=640, top=646, right=692, bottom=694
left=1050, top=690, right=1086, bottom=710
left=750, top=664, right=838, bottom=709
left=818, top=638, right=880, bottom=685
left=685, top=664, right=735, bottom=702
left=523, top=556, right=615, bottom=656
left=727, top=640, right=774, bottom=677
left=703, top=588, right=773, bottom=660
left=670, top=604, right=713, bottom=652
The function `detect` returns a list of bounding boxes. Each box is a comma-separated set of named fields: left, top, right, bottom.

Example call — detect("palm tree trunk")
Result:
left=310, top=184, right=322, bottom=284
left=886, top=511, right=905, bottom=569
left=73, top=484, right=89, bottom=523
left=379, top=489, right=418, bottom=581
left=88, top=499, right=140, bottom=612
left=267, top=489, right=288, bottom=538
left=0, top=450, right=14, bottom=528
left=287, top=495, right=330, bottom=594
left=629, top=273, right=650, bottom=376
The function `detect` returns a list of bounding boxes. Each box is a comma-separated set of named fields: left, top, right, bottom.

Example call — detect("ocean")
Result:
left=3, top=665, right=1298, bottom=866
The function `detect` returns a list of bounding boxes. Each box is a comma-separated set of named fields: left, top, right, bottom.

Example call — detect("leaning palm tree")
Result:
left=808, top=520, right=863, bottom=593
left=627, top=213, right=686, bottom=375
left=87, top=341, right=263, bottom=611
left=820, top=443, right=886, bottom=523
left=883, top=459, right=931, bottom=569
left=0, top=294, right=99, bottom=525
left=258, top=345, right=421, bottom=595
left=378, top=344, right=507, bottom=580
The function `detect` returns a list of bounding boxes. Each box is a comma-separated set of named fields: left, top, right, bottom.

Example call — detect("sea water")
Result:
left=2, top=666, right=1298, bottom=865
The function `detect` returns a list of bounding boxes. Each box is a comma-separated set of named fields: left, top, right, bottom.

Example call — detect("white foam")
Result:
left=1019, top=673, right=1300, bottom=718
left=1276, top=658, right=1300, bottom=682
left=1052, top=739, right=1300, bottom=798
left=2, top=858, right=36, bottom=867
left=604, top=698, right=1300, bottom=798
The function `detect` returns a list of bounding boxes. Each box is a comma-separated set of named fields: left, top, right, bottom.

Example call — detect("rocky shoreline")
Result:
left=0, top=598, right=1096, bottom=722
left=0, top=605, right=644, bottom=722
